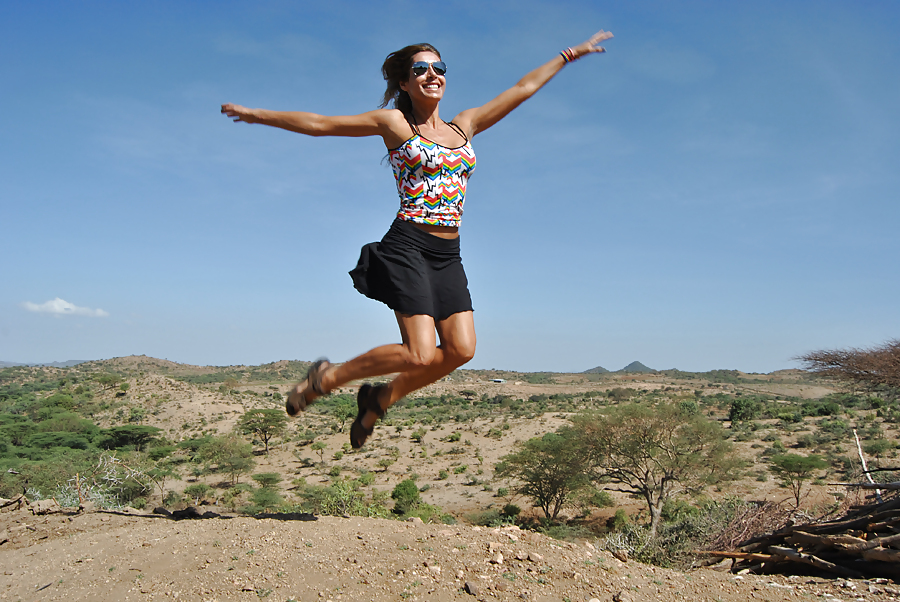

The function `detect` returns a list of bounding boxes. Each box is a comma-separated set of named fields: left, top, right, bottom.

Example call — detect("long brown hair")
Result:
left=380, top=43, right=441, bottom=117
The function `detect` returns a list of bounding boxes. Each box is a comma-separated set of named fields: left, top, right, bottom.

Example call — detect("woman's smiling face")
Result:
left=400, top=51, right=445, bottom=105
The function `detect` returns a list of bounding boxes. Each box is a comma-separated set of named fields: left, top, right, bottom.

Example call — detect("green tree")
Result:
left=391, top=478, right=421, bottom=514
left=770, top=453, right=829, bottom=507
left=199, top=434, right=256, bottom=484
left=311, top=441, right=327, bottom=465
left=249, top=486, right=283, bottom=512
left=0, top=414, right=35, bottom=446
left=495, top=430, right=589, bottom=520
left=237, top=409, right=287, bottom=455
left=95, top=425, right=162, bottom=451
left=183, top=483, right=212, bottom=505
left=729, top=398, right=761, bottom=423
left=330, top=395, right=357, bottom=433
left=573, top=402, right=737, bottom=539
left=95, top=373, right=121, bottom=390
left=252, top=472, right=283, bottom=489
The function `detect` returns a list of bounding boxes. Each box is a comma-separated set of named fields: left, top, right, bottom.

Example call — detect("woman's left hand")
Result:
left=571, top=29, right=614, bottom=58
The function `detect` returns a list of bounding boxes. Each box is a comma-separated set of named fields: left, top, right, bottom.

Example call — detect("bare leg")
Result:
left=289, top=311, right=475, bottom=430
left=360, top=311, right=476, bottom=428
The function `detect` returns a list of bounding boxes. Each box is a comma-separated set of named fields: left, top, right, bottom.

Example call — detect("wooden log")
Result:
left=861, top=547, right=900, bottom=563
left=768, top=546, right=865, bottom=579
left=832, top=482, right=900, bottom=491
left=786, top=531, right=867, bottom=548
left=866, top=516, right=900, bottom=532
left=694, top=551, right=778, bottom=562
left=837, top=532, right=900, bottom=553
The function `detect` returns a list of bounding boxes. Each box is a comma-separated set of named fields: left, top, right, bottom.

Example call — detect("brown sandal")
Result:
left=286, top=358, right=331, bottom=417
left=350, top=383, right=388, bottom=449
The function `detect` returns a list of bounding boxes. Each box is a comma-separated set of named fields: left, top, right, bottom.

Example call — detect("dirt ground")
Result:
left=3, top=505, right=895, bottom=602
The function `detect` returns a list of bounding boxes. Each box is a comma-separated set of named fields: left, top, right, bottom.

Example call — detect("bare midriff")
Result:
left=411, top=222, right=459, bottom=239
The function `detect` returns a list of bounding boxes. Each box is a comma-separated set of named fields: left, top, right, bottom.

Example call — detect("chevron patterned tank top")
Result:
left=389, top=121, right=476, bottom=227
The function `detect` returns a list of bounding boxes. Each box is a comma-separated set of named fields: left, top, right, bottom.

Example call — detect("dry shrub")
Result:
left=798, top=339, right=900, bottom=390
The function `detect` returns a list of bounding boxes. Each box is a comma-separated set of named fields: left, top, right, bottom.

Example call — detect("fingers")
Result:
left=221, top=103, right=246, bottom=122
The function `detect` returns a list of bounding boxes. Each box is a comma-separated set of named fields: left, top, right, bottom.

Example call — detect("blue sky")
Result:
left=2, top=1, right=898, bottom=373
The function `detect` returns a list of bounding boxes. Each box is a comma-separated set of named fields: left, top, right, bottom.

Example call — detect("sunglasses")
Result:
left=411, top=60, right=447, bottom=77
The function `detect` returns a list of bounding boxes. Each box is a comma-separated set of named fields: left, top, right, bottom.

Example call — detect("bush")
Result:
left=729, top=398, right=761, bottom=422
left=249, top=487, right=283, bottom=512
left=501, top=503, right=521, bottom=517
left=863, top=439, right=893, bottom=457
left=251, top=472, right=283, bottom=488
left=608, top=509, right=630, bottom=531
left=391, top=479, right=421, bottom=514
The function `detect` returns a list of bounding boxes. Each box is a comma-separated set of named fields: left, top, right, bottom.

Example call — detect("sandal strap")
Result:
left=367, top=384, right=388, bottom=418
left=307, top=359, right=330, bottom=396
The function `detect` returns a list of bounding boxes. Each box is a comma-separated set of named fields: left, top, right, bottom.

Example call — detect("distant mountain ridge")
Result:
left=0, top=360, right=89, bottom=368
left=584, top=361, right=657, bottom=374
left=618, top=361, right=656, bottom=373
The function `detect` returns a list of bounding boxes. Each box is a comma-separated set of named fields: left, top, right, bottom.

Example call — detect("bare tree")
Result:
left=797, top=339, right=900, bottom=391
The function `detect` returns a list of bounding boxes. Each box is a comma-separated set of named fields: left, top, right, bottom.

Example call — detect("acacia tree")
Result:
left=199, top=434, right=255, bottom=484
left=237, top=409, right=287, bottom=455
left=573, top=402, right=737, bottom=539
left=495, top=430, right=590, bottom=521
left=798, top=339, right=900, bottom=392
left=770, top=453, right=829, bottom=507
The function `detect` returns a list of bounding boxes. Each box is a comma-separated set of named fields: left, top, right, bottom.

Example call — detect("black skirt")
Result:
left=349, top=219, right=473, bottom=320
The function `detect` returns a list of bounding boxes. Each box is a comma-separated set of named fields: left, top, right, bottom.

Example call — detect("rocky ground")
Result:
left=2, top=503, right=898, bottom=602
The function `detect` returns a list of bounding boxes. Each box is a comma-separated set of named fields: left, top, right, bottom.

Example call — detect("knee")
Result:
left=404, top=346, right=436, bottom=368
left=446, top=341, right=476, bottom=367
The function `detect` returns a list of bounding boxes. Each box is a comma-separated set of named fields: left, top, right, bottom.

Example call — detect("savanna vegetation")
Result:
left=3, top=345, right=899, bottom=569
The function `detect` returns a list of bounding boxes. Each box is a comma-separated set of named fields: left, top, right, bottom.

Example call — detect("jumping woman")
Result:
left=222, top=29, right=613, bottom=449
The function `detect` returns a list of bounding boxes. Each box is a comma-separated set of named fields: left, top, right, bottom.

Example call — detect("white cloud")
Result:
left=21, top=298, right=109, bottom=318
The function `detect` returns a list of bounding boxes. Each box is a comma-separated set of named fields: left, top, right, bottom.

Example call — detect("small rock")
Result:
left=407, top=516, right=423, bottom=524
left=515, top=551, right=528, bottom=561
left=585, top=542, right=595, bottom=550
left=613, top=592, right=634, bottom=602
left=488, top=542, right=501, bottom=552
left=456, top=570, right=465, bottom=580
left=590, top=599, right=602, bottom=602
left=427, top=565, right=441, bottom=576
left=30, top=499, right=60, bottom=515
left=884, top=586, right=900, bottom=596
left=0, top=530, right=9, bottom=545
left=527, top=552, right=543, bottom=562
left=494, top=581, right=507, bottom=591
left=464, top=581, right=479, bottom=596
left=612, top=549, right=628, bottom=562
left=79, top=501, right=96, bottom=514
left=490, top=552, right=504, bottom=565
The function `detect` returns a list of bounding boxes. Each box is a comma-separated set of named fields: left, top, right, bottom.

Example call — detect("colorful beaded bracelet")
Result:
left=559, top=47, right=577, bottom=63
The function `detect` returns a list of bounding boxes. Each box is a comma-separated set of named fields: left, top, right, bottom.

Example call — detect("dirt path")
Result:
left=1, top=507, right=887, bottom=602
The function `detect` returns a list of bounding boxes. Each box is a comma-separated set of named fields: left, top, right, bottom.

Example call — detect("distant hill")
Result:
left=583, top=365, right=610, bottom=374
left=617, top=361, right=656, bottom=374
left=0, top=360, right=89, bottom=368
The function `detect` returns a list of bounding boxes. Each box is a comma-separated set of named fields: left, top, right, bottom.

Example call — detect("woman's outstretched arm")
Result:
left=220, top=105, right=407, bottom=142
left=453, top=29, right=613, bottom=137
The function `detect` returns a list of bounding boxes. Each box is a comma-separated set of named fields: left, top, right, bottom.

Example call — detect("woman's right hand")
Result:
left=221, top=103, right=259, bottom=124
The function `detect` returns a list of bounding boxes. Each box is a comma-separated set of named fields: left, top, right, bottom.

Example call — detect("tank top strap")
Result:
left=405, top=115, right=421, bottom=137
left=444, top=120, right=469, bottom=144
